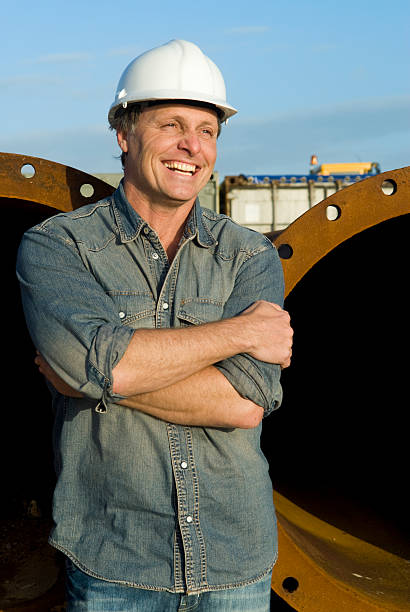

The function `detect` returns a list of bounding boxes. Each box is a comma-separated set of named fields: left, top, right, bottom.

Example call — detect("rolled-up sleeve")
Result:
left=214, top=238, right=284, bottom=417
left=16, top=225, right=134, bottom=402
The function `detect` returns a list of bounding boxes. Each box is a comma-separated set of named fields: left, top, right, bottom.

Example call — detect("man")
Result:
left=17, top=40, right=293, bottom=611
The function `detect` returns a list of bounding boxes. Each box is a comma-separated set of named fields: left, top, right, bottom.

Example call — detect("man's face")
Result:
left=117, top=103, right=219, bottom=208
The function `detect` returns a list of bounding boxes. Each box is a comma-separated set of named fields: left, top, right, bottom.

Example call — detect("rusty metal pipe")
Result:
left=0, top=153, right=114, bottom=612
left=266, top=167, right=410, bottom=610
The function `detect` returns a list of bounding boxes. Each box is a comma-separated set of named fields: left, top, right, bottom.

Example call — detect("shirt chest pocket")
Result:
left=108, top=292, right=156, bottom=328
left=177, top=298, right=224, bottom=327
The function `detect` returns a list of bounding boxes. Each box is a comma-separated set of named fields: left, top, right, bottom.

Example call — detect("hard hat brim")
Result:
left=108, top=93, right=237, bottom=126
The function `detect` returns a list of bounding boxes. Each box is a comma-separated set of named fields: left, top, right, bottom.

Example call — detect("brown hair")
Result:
left=109, top=104, right=143, bottom=168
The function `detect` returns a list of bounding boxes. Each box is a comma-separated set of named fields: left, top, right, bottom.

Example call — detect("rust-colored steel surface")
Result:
left=267, top=166, right=410, bottom=610
left=273, top=167, right=410, bottom=295
left=0, top=151, right=114, bottom=212
left=1, top=154, right=409, bottom=611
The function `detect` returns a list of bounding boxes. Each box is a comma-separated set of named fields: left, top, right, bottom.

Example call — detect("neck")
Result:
left=123, top=179, right=195, bottom=261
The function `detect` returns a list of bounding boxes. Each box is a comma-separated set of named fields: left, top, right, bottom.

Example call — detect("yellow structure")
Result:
left=309, top=156, right=381, bottom=176
left=316, top=162, right=377, bottom=175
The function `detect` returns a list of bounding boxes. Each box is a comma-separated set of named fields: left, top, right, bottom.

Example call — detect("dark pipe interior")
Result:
left=2, top=198, right=61, bottom=520
left=1, top=198, right=66, bottom=606
left=262, top=213, right=410, bottom=559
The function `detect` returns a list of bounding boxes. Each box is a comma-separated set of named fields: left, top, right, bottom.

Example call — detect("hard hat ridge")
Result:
left=108, top=39, right=237, bottom=126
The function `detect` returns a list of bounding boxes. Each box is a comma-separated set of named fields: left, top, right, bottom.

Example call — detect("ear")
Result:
left=116, top=130, right=129, bottom=153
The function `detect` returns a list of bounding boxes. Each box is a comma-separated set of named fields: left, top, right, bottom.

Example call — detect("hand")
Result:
left=34, top=352, right=83, bottom=397
left=239, top=301, right=293, bottom=368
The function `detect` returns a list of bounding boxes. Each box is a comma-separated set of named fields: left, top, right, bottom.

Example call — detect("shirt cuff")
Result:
left=86, top=323, right=136, bottom=401
left=214, top=355, right=283, bottom=417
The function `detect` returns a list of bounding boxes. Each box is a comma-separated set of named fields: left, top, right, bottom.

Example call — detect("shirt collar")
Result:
left=186, top=199, right=217, bottom=248
left=112, top=181, right=146, bottom=242
left=112, top=180, right=217, bottom=248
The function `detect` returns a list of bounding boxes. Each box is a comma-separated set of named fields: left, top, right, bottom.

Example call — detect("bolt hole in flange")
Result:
left=278, top=244, right=293, bottom=260
left=21, top=163, right=36, bottom=178
left=282, top=577, right=299, bottom=593
left=326, top=204, right=341, bottom=221
left=80, top=183, right=95, bottom=198
left=381, top=179, right=397, bottom=196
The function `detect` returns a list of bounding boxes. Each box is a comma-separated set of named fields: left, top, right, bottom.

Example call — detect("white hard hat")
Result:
left=108, top=39, right=237, bottom=125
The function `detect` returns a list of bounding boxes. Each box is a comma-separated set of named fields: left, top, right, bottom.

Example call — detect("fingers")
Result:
left=242, top=300, right=293, bottom=365
left=34, top=351, right=48, bottom=376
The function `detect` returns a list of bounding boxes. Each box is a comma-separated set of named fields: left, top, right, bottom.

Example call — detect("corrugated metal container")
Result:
left=220, top=174, right=368, bottom=232
left=198, top=171, right=219, bottom=213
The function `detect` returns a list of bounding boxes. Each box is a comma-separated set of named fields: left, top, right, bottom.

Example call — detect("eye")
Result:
left=200, top=127, right=215, bottom=138
left=159, top=120, right=178, bottom=130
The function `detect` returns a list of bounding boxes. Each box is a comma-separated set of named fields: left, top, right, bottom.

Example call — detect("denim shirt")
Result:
left=17, top=182, right=284, bottom=594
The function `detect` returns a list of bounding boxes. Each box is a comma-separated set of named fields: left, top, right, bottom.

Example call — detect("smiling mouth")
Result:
left=164, top=161, right=198, bottom=176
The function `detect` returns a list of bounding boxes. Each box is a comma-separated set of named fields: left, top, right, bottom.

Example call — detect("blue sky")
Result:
left=2, top=0, right=410, bottom=178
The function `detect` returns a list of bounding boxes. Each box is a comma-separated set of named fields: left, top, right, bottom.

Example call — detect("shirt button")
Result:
left=162, top=302, right=169, bottom=310
left=143, top=227, right=149, bottom=234
left=180, top=461, right=188, bottom=469
left=118, top=311, right=126, bottom=319
left=186, top=516, right=193, bottom=523
left=152, top=252, right=159, bottom=260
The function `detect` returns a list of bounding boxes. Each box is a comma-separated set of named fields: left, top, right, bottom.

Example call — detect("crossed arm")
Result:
left=19, top=227, right=292, bottom=430
left=36, top=299, right=292, bottom=428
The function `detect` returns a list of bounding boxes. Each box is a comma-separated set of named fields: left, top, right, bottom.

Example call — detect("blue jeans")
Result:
left=65, top=559, right=272, bottom=611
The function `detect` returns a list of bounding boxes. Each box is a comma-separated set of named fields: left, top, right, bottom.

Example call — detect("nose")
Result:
left=177, top=130, right=201, bottom=156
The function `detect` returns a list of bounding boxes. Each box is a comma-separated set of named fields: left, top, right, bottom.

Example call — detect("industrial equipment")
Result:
left=309, top=154, right=381, bottom=176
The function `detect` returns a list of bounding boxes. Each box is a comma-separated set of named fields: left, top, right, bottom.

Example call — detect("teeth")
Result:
left=164, top=161, right=196, bottom=174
